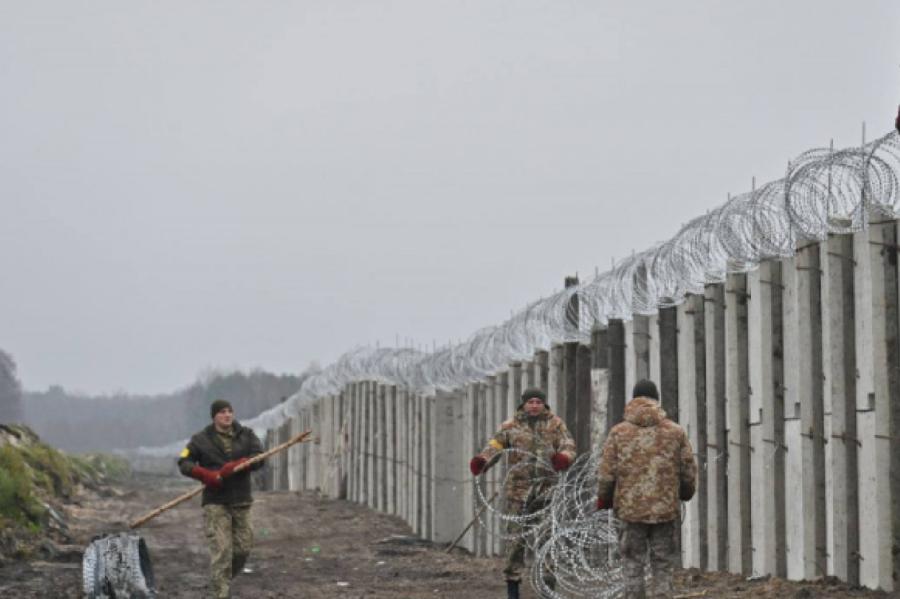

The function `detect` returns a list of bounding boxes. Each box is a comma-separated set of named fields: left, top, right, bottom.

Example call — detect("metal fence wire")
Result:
left=135, top=129, right=900, bottom=455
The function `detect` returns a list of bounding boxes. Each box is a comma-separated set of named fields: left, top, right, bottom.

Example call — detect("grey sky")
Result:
left=1, top=1, right=898, bottom=395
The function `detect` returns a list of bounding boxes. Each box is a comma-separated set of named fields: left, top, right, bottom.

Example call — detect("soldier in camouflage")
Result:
left=178, top=399, right=265, bottom=599
left=596, top=380, right=697, bottom=599
left=469, top=388, right=576, bottom=599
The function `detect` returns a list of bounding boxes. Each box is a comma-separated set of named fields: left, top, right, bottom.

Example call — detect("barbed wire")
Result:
left=473, top=448, right=624, bottom=598
left=238, top=130, right=899, bottom=429
left=134, top=131, right=900, bottom=457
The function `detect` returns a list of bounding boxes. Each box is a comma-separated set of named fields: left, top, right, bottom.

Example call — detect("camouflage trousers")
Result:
left=618, top=520, right=678, bottom=599
left=203, top=503, right=253, bottom=599
left=503, top=497, right=551, bottom=584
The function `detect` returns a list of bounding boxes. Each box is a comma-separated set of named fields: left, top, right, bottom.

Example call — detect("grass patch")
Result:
left=0, top=425, right=130, bottom=536
left=0, top=445, right=46, bottom=527
left=71, top=453, right=131, bottom=483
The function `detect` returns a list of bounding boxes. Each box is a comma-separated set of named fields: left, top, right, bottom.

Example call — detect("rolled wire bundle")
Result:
left=474, top=448, right=623, bottom=598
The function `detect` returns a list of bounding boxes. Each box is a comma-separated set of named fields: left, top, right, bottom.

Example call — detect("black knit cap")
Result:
left=520, top=387, right=548, bottom=407
left=632, top=379, right=659, bottom=400
left=210, top=399, right=233, bottom=419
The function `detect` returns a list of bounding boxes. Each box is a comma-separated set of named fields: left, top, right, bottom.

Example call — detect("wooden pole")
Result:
left=129, top=430, right=313, bottom=529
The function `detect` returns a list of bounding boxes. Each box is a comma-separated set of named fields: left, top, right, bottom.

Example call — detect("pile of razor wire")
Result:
left=133, top=130, right=899, bottom=457
left=473, top=448, right=623, bottom=598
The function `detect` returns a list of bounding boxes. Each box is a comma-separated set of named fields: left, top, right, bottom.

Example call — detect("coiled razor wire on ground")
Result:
left=131, top=130, right=900, bottom=455
left=472, top=448, right=623, bottom=598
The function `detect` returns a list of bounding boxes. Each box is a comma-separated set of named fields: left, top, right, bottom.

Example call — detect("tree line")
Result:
left=2, top=351, right=314, bottom=452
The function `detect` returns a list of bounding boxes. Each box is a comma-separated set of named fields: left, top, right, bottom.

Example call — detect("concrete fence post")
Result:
left=363, top=382, right=372, bottom=508
left=725, top=272, right=752, bottom=575
left=659, top=306, right=679, bottom=423
left=563, top=343, right=579, bottom=434
left=575, top=343, right=593, bottom=455
left=521, top=360, right=535, bottom=392
left=378, top=384, right=388, bottom=512
left=424, top=396, right=434, bottom=540
left=607, top=319, right=627, bottom=432
left=649, top=312, right=662, bottom=386
left=462, top=384, right=476, bottom=552
left=633, top=314, right=651, bottom=381
left=549, top=344, right=565, bottom=416
left=508, top=362, right=522, bottom=417
left=704, top=282, right=728, bottom=572
left=624, top=319, right=635, bottom=398
left=431, top=390, right=467, bottom=544
left=748, top=262, right=786, bottom=577
left=535, top=350, right=549, bottom=393
left=854, top=218, right=899, bottom=590
left=784, top=244, right=828, bottom=579
left=821, top=232, right=859, bottom=584
left=591, top=326, right=610, bottom=450
left=677, top=294, right=707, bottom=570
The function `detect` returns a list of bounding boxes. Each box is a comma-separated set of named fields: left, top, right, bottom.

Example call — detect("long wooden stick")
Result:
left=445, top=489, right=499, bottom=553
left=129, top=430, right=313, bottom=529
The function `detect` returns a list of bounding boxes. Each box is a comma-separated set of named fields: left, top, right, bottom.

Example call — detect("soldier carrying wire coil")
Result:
left=469, top=388, right=576, bottom=599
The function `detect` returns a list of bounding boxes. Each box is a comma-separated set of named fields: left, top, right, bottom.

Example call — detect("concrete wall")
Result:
left=259, top=226, right=900, bottom=590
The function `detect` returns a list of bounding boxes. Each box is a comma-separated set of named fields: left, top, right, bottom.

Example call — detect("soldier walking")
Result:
left=596, top=380, right=697, bottom=599
left=469, top=388, right=576, bottom=599
left=178, top=399, right=265, bottom=599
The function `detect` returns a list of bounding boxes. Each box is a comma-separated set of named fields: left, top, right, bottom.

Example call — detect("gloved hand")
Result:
left=190, top=465, right=223, bottom=489
left=550, top=453, right=571, bottom=472
left=219, top=457, right=249, bottom=479
left=596, top=497, right=611, bottom=510
left=469, top=456, right=487, bottom=476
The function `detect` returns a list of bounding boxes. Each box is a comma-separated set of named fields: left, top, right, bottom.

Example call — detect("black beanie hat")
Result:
left=632, top=379, right=659, bottom=401
left=520, top=387, right=548, bottom=407
left=210, top=399, right=233, bottom=419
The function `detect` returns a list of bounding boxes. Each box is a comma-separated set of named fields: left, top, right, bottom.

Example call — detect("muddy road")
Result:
left=0, top=474, right=891, bottom=598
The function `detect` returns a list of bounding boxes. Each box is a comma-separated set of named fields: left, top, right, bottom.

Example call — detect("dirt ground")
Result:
left=0, top=473, right=894, bottom=598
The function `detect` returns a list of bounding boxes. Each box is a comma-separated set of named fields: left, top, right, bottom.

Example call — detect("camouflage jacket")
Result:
left=597, top=397, right=697, bottom=523
left=477, top=406, right=576, bottom=503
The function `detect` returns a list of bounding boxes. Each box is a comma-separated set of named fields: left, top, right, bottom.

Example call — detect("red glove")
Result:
left=190, top=466, right=223, bottom=489
left=219, top=457, right=249, bottom=479
left=550, top=453, right=572, bottom=472
left=596, top=497, right=611, bottom=510
left=469, top=456, right=487, bottom=476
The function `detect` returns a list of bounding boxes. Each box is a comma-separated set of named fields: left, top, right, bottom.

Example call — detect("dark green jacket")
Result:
left=177, top=421, right=264, bottom=506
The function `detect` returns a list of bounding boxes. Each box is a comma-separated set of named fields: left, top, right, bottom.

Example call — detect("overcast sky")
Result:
left=1, top=1, right=898, bottom=395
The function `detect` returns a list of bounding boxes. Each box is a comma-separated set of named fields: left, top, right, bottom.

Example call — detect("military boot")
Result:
left=506, top=580, right=520, bottom=599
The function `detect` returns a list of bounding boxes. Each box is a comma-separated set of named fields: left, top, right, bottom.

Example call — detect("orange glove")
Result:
left=219, top=457, right=249, bottom=479
left=469, top=456, right=487, bottom=476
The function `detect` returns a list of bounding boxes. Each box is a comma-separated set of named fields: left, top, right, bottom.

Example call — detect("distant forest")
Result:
left=21, top=367, right=315, bottom=452
left=0, top=349, right=24, bottom=424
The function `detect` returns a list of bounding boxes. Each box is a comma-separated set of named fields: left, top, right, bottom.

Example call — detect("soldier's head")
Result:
left=210, top=399, right=234, bottom=430
left=631, top=379, right=659, bottom=402
left=520, top=388, right=547, bottom=416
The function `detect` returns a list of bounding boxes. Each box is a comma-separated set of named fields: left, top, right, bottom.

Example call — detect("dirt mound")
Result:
left=0, top=424, right=129, bottom=563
